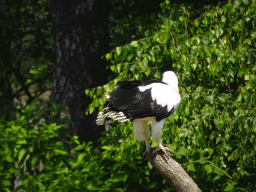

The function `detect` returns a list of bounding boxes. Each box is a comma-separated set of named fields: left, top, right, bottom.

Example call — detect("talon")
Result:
left=152, top=142, right=174, bottom=158
left=142, top=150, right=149, bottom=159
left=143, top=146, right=151, bottom=159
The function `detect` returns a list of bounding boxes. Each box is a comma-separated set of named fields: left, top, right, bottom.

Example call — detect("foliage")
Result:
left=86, top=0, right=256, bottom=191
left=0, top=102, right=69, bottom=191
left=0, top=103, right=172, bottom=191
left=109, top=0, right=164, bottom=48
left=1, top=0, right=256, bottom=191
left=0, top=0, right=52, bottom=107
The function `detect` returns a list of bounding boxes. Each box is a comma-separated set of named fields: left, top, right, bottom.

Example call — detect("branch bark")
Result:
left=145, top=148, right=201, bottom=192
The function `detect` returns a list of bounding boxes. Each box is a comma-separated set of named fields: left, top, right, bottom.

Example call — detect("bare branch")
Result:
left=145, top=148, right=201, bottom=192
left=10, top=65, right=34, bottom=103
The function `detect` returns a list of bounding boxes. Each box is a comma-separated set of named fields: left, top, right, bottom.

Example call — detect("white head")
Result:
left=162, top=71, right=179, bottom=92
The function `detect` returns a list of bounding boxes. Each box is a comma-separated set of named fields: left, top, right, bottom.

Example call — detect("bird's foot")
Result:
left=142, top=146, right=152, bottom=159
left=152, top=143, right=174, bottom=159
left=142, top=150, right=149, bottom=159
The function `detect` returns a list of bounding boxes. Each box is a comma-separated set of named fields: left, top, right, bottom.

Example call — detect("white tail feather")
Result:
left=96, top=106, right=129, bottom=125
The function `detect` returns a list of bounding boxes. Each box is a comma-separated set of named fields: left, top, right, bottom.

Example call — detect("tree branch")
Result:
left=145, top=148, right=201, bottom=192
left=13, top=71, right=52, bottom=98
left=10, top=65, right=34, bottom=103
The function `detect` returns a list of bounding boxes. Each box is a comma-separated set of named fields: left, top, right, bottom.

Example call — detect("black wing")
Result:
left=107, top=80, right=174, bottom=121
left=116, top=80, right=163, bottom=88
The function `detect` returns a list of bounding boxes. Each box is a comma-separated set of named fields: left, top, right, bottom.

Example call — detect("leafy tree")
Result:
left=0, top=103, right=71, bottom=191
left=0, top=0, right=52, bottom=120
left=87, top=0, right=256, bottom=191
left=0, top=0, right=52, bottom=189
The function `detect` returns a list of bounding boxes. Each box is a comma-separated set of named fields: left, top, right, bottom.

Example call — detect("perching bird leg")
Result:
left=152, top=138, right=174, bottom=158
left=143, top=138, right=152, bottom=158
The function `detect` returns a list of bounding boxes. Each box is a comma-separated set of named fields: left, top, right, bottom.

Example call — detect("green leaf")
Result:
left=138, top=25, right=142, bottom=34
left=242, top=0, right=248, bottom=4
left=28, top=145, right=34, bottom=153
left=194, top=19, right=200, bottom=27
left=16, top=139, right=27, bottom=145
left=73, top=144, right=85, bottom=151
left=204, top=164, right=212, bottom=174
left=186, top=163, right=196, bottom=172
left=102, top=145, right=111, bottom=150
left=18, top=148, right=27, bottom=163
left=145, top=69, right=151, bottom=77
left=145, top=30, right=150, bottom=37
left=30, top=155, right=39, bottom=166
left=154, top=71, right=161, bottom=79
left=234, top=0, right=241, bottom=7
left=1, top=180, right=11, bottom=186
left=142, top=56, right=148, bottom=69
left=76, top=153, right=85, bottom=164
left=130, top=65, right=136, bottom=73
left=5, top=155, right=14, bottom=162
left=110, top=65, right=117, bottom=73
left=112, top=172, right=128, bottom=183
left=176, top=147, right=190, bottom=157
left=130, top=41, right=138, bottom=47
left=116, top=47, right=122, bottom=56
left=106, top=53, right=112, bottom=60
left=54, top=149, right=68, bottom=155
left=224, top=182, right=236, bottom=191
left=221, top=15, right=226, bottom=23
left=128, top=53, right=134, bottom=61
left=196, top=37, right=200, bottom=45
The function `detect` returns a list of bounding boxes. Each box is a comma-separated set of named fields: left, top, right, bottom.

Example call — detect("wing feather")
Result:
left=107, top=81, right=180, bottom=121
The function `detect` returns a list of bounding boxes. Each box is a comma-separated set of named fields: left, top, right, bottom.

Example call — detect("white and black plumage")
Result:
left=96, top=71, right=181, bottom=157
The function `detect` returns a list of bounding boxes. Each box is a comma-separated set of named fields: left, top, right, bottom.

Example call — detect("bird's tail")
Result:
left=96, top=106, right=129, bottom=126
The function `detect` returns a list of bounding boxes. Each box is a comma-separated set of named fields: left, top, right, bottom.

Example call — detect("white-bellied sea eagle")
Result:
left=96, top=71, right=181, bottom=157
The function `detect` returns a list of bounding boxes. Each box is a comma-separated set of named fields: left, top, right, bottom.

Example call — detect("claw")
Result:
left=143, top=139, right=174, bottom=159
left=143, top=145, right=151, bottom=159
left=142, top=150, right=149, bottom=159
left=142, top=139, right=152, bottom=159
left=152, top=140, right=174, bottom=158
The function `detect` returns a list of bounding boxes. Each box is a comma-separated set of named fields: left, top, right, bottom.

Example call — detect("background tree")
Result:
left=49, top=0, right=110, bottom=147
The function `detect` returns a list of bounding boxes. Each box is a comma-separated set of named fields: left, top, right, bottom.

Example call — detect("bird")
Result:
left=96, top=71, right=181, bottom=157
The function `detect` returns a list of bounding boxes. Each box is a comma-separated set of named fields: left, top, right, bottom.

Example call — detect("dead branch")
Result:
left=145, top=148, right=201, bottom=192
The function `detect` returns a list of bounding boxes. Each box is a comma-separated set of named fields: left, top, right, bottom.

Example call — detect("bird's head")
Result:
left=162, top=71, right=179, bottom=92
